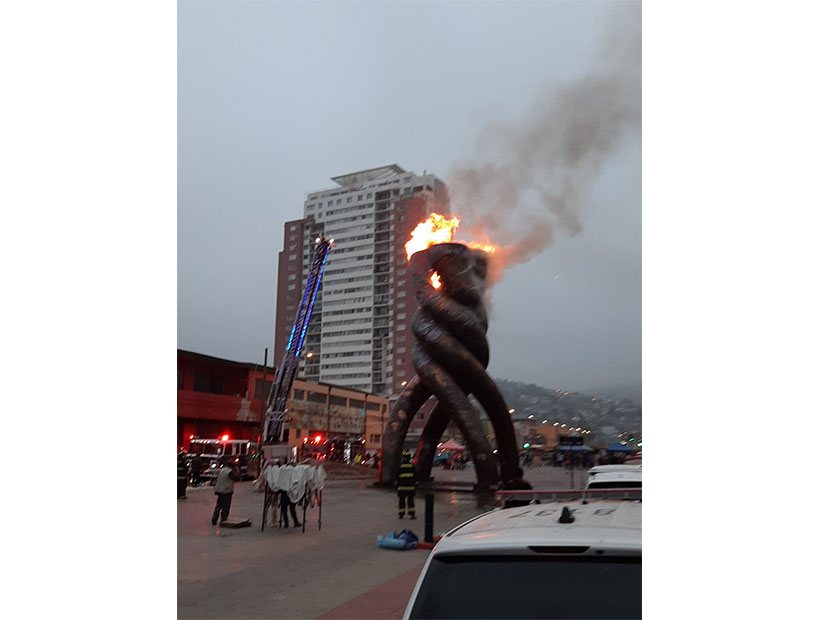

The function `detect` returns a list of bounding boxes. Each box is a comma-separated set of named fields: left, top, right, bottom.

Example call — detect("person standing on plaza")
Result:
left=190, top=453, right=203, bottom=487
left=177, top=450, right=189, bottom=500
left=211, top=462, right=241, bottom=525
left=501, top=467, right=533, bottom=508
left=397, top=450, right=417, bottom=519
left=278, top=463, right=301, bottom=528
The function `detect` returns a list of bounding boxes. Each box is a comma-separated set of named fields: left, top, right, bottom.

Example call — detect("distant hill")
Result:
left=577, top=383, right=642, bottom=405
left=491, top=377, right=642, bottom=445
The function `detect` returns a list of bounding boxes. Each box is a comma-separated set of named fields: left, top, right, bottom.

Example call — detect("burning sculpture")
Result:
left=379, top=215, right=519, bottom=490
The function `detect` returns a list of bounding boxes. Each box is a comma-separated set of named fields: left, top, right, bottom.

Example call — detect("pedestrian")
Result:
left=397, top=450, right=417, bottom=519
left=190, top=453, right=203, bottom=487
left=211, top=462, right=241, bottom=525
left=501, top=467, right=533, bottom=509
left=278, top=463, right=301, bottom=528
left=177, top=450, right=188, bottom=500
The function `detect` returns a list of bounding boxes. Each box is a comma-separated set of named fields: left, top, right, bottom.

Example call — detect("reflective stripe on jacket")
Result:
left=397, top=462, right=416, bottom=492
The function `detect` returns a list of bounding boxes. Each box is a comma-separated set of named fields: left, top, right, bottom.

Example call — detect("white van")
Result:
left=586, top=467, right=642, bottom=490
left=403, top=500, right=641, bottom=619
left=587, top=464, right=642, bottom=476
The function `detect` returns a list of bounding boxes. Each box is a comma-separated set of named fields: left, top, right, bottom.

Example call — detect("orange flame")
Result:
left=466, top=241, right=497, bottom=254
left=430, top=272, right=442, bottom=289
left=405, top=213, right=460, bottom=260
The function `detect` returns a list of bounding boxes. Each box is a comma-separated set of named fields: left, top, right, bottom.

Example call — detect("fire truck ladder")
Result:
left=263, top=237, right=333, bottom=444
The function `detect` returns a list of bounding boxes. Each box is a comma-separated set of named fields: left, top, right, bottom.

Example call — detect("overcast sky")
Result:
left=178, top=0, right=641, bottom=395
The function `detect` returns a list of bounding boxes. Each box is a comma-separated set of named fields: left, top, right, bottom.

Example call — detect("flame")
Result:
left=466, top=241, right=497, bottom=254
left=405, top=213, right=499, bottom=269
left=430, top=272, right=442, bottom=289
left=405, top=213, right=460, bottom=260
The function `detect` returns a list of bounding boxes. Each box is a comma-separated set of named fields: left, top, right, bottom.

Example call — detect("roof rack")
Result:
left=495, top=488, right=642, bottom=507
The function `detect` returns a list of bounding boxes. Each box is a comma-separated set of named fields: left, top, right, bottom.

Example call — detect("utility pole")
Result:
left=255, top=347, right=272, bottom=475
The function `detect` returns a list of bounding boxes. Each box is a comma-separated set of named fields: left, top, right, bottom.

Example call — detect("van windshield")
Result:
left=587, top=480, right=641, bottom=489
left=409, top=555, right=640, bottom=619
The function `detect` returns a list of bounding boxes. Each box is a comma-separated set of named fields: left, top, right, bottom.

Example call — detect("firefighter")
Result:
left=397, top=450, right=417, bottom=519
left=177, top=449, right=189, bottom=500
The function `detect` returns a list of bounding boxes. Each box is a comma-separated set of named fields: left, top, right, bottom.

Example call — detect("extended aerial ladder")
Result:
left=263, top=237, right=333, bottom=453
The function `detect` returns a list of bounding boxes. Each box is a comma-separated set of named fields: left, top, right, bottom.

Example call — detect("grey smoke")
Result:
left=447, top=4, right=641, bottom=284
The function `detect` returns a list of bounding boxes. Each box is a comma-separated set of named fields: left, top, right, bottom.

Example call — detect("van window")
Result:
left=409, top=555, right=641, bottom=619
left=587, top=480, right=641, bottom=489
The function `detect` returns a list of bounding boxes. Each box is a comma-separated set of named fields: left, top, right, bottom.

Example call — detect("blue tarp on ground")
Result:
left=607, top=443, right=634, bottom=452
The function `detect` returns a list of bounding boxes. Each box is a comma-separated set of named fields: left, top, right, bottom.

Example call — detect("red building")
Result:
left=177, top=350, right=274, bottom=450
left=177, top=349, right=390, bottom=455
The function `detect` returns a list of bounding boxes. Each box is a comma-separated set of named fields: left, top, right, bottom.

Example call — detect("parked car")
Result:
left=403, top=499, right=641, bottom=619
left=586, top=467, right=642, bottom=490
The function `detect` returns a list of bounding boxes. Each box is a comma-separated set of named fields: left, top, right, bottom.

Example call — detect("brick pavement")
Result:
left=177, top=465, right=584, bottom=619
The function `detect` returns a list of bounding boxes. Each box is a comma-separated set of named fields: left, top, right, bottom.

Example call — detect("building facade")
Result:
left=273, top=164, right=449, bottom=400
left=177, top=350, right=389, bottom=456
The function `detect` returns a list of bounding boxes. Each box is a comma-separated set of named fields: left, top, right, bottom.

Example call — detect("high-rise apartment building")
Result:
left=273, top=164, right=449, bottom=398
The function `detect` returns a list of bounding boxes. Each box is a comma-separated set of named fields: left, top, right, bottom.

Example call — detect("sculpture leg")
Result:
left=378, top=376, right=431, bottom=486
left=413, top=348, right=497, bottom=490
left=414, top=403, right=452, bottom=482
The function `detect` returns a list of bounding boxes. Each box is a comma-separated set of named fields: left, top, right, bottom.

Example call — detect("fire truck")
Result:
left=187, top=436, right=260, bottom=481
left=261, top=237, right=333, bottom=462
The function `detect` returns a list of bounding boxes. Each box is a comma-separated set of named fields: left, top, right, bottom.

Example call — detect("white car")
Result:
left=403, top=499, right=641, bottom=619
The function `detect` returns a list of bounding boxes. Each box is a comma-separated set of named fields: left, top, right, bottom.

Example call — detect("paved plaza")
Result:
left=177, top=464, right=587, bottom=619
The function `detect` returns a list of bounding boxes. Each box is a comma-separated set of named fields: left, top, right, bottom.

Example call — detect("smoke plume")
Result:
left=447, top=4, right=641, bottom=285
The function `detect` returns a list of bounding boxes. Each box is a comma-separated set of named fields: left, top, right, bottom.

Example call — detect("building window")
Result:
left=288, top=274, right=296, bottom=280
left=307, top=391, right=327, bottom=404
left=290, top=225, right=297, bottom=231
left=288, top=284, right=296, bottom=290
left=370, top=434, right=381, bottom=443
left=397, top=324, right=406, bottom=330
left=193, top=373, right=224, bottom=395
